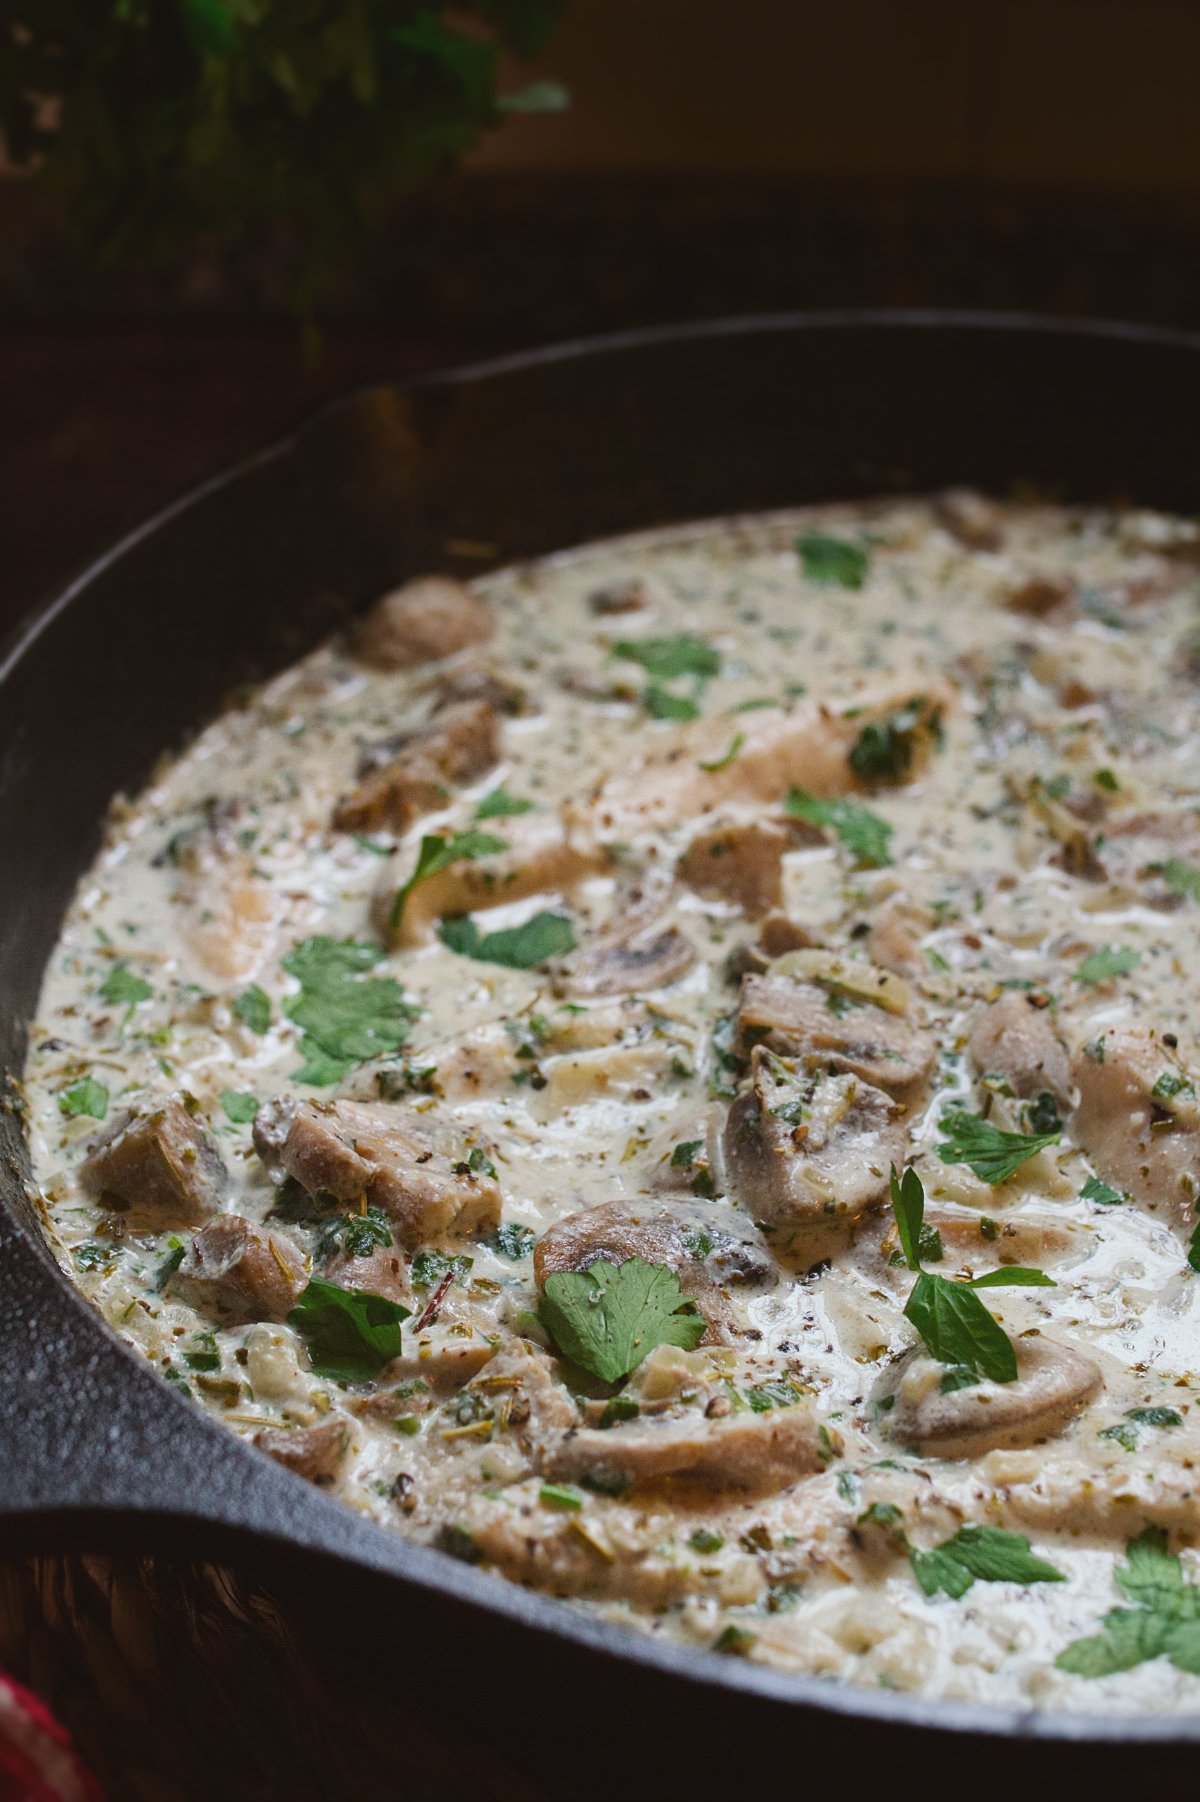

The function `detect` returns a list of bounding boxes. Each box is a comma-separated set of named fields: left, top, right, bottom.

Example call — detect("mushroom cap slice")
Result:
left=544, top=1402, right=836, bottom=1495
left=879, top=1336, right=1103, bottom=1459
left=968, top=991, right=1071, bottom=1104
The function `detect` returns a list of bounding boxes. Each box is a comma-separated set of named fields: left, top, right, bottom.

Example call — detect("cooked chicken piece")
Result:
left=1086, top=808, right=1200, bottom=903
left=724, top=1050, right=904, bottom=1262
left=381, top=811, right=603, bottom=948
left=591, top=676, right=953, bottom=836
left=968, top=992, right=1071, bottom=1104
left=535, top=1197, right=777, bottom=1344
left=262, top=1097, right=501, bottom=1248
left=80, top=1100, right=228, bottom=1224
left=550, top=920, right=695, bottom=997
left=157, top=799, right=286, bottom=982
left=1070, top=1028, right=1200, bottom=1234
left=350, top=575, right=493, bottom=670
left=981, top=1423, right=1200, bottom=1540
left=544, top=1400, right=836, bottom=1495
left=170, top=1215, right=305, bottom=1323
left=254, top=1418, right=351, bottom=1486
left=333, top=700, right=500, bottom=835
left=677, top=820, right=788, bottom=914
left=934, top=488, right=1005, bottom=551
left=880, top=1337, right=1103, bottom=1459
left=735, top=972, right=935, bottom=1103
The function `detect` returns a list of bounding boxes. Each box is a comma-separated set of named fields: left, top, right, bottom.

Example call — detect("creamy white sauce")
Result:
left=22, top=497, right=1200, bottom=1714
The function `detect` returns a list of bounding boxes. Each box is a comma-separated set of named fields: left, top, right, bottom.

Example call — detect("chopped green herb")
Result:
left=411, top=1249, right=473, bottom=1288
left=58, top=1077, right=109, bottom=1120
left=911, top=1525, right=1065, bottom=1599
left=281, top=936, right=418, bottom=1086
left=1074, top=944, right=1141, bottom=985
left=438, top=911, right=576, bottom=969
left=539, top=1482, right=583, bottom=1511
left=1152, top=1071, right=1195, bottom=1102
left=287, top=1277, right=410, bottom=1382
left=1093, top=768, right=1119, bottom=792
left=391, top=829, right=508, bottom=930
left=234, top=984, right=271, bottom=1034
left=713, top=1624, right=758, bottom=1656
left=643, top=684, right=700, bottom=721
left=1057, top=1528, right=1200, bottom=1678
left=73, top=1241, right=112, bottom=1272
left=1159, top=859, right=1200, bottom=902
left=611, top=633, right=721, bottom=683
left=1081, top=1175, right=1127, bottom=1207
left=487, top=1222, right=536, bottom=1260
left=538, top=1256, right=705, bottom=1384
left=155, top=1238, right=186, bottom=1291
left=784, top=788, right=893, bottom=869
left=98, top=963, right=153, bottom=1009
left=848, top=700, right=934, bottom=784
left=796, top=531, right=869, bottom=590
left=689, top=1528, right=724, bottom=1554
left=599, top=1394, right=640, bottom=1428
left=183, top=1332, right=221, bottom=1373
left=316, top=1207, right=392, bottom=1261
left=935, top=1109, right=1060, bottom=1184
left=352, top=834, right=394, bottom=857
left=671, top=1140, right=704, bottom=1168
left=219, top=1088, right=258, bottom=1125
left=698, top=731, right=744, bottom=773
left=1099, top=1406, right=1184, bottom=1451
left=1082, top=1035, right=1107, bottom=1064
left=474, top=785, right=535, bottom=820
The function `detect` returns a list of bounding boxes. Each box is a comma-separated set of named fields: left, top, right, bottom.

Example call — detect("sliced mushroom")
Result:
left=543, top=1400, right=836, bottom=1495
left=934, top=489, right=1005, bottom=552
left=550, top=920, right=695, bottom=998
left=80, top=1099, right=228, bottom=1225
left=879, top=1337, right=1102, bottom=1459
left=734, top=971, right=935, bottom=1104
left=262, top=1097, right=501, bottom=1248
left=170, top=1214, right=305, bottom=1324
left=728, top=912, right=816, bottom=977
left=1070, top=1028, right=1200, bottom=1234
left=968, top=992, right=1071, bottom=1104
left=724, top=1048, right=905, bottom=1263
left=350, top=576, right=493, bottom=670
left=254, top=1418, right=352, bottom=1486
left=333, top=699, right=500, bottom=836
left=534, top=1197, right=777, bottom=1343
left=676, top=820, right=787, bottom=915
left=1005, top=574, right=1076, bottom=621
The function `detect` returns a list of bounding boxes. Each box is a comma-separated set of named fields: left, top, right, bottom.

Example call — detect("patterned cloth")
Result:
left=0, top=1672, right=102, bottom=1802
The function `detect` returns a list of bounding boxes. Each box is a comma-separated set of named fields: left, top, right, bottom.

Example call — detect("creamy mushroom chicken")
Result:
left=24, top=497, right=1200, bottom=1711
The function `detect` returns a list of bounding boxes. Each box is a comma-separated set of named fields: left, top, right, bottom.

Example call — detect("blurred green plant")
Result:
left=0, top=2, right=568, bottom=307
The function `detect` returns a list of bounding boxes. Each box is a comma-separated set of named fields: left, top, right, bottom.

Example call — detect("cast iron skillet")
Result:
left=3, top=313, right=1200, bottom=1796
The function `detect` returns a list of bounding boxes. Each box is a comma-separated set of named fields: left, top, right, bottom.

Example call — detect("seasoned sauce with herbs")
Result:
left=24, top=497, right=1200, bottom=1710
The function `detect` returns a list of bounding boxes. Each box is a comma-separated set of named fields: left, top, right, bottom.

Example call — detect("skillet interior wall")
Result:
left=5, top=319, right=1200, bottom=1796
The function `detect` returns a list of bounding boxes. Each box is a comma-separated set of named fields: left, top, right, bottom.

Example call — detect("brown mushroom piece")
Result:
left=254, top=1418, right=352, bottom=1487
left=1070, top=1028, right=1200, bottom=1234
left=878, top=1338, right=1103, bottom=1459
left=350, top=575, right=493, bottom=671
left=260, top=1097, right=502, bottom=1249
left=934, top=488, right=1005, bottom=552
left=543, top=1400, right=836, bottom=1495
left=968, top=992, right=1071, bottom=1105
left=734, top=970, right=935, bottom=1104
left=550, top=919, right=695, bottom=998
left=676, top=820, right=788, bottom=915
left=170, top=1215, right=305, bottom=1324
left=534, top=1197, right=777, bottom=1343
left=80, top=1099, right=228, bottom=1225
left=333, top=699, right=500, bottom=835
left=724, top=1048, right=905, bottom=1263
left=1004, top=574, right=1076, bottom=621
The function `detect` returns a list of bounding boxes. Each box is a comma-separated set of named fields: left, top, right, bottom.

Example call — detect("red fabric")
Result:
left=0, top=1672, right=102, bottom=1802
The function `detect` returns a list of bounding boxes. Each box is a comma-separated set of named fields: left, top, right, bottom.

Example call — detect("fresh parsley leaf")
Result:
left=611, top=633, right=721, bottom=683
left=183, top=1332, right=221, bottom=1373
left=698, top=731, right=744, bottom=773
left=643, top=684, right=701, bottom=721
left=538, top=1256, right=706, bottom=1383
left=438, top=911, right=576, bottom=969
left=1057, top=1528, right=1200, bottom=1677
left=487, top=1222, right=535, bottom=1260
left=1099, top=1405, right=1183, bottom=1452
left=58, top=1077, right=109, bottom=1120
left=911, top=1525, right=1065, bottom=1599
left=784, top=788, right=893, bottom=869
left=219, top=1088, right=258, bottom=1125
left=282, top=937, right=417, bottom=1086
left=391, top=830, right=509, bottom=930
left=411, top=1249, right=472, bottom=1288
left=539, top=1482, right=583, bottom=1511
left=935, top=1109, right=1060, bottom=1184
left=1153, top=1071, right=1195, bottom=1102
left=287, top=1277, right=410, bottom=1382
left=1074, top=944, right=1141, bottom=985
left=848, top=700, right=933, bottom=784
left=671, top=1139, right=705, bottom=1168
left=1081, top=1174, right=1126, bottom=1206
left=1159, top=858, right=1200, bottom=902
left=1093, top=768, right=1119, bottom=792
left=474, top=785, right=535, bottom=820
left=890, top=1164, right=926, bottom=1270
left=316, top=1207, right=392, bottom=1261
left=98, top=962, right=153, bottom=1008
left=796, top=531, right=869, bottom=590
left=234, top=984, right=271, bottom=1034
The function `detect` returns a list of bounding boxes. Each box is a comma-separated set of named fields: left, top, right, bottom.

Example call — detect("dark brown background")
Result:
left=5, top=0, right=1200, bottom=631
